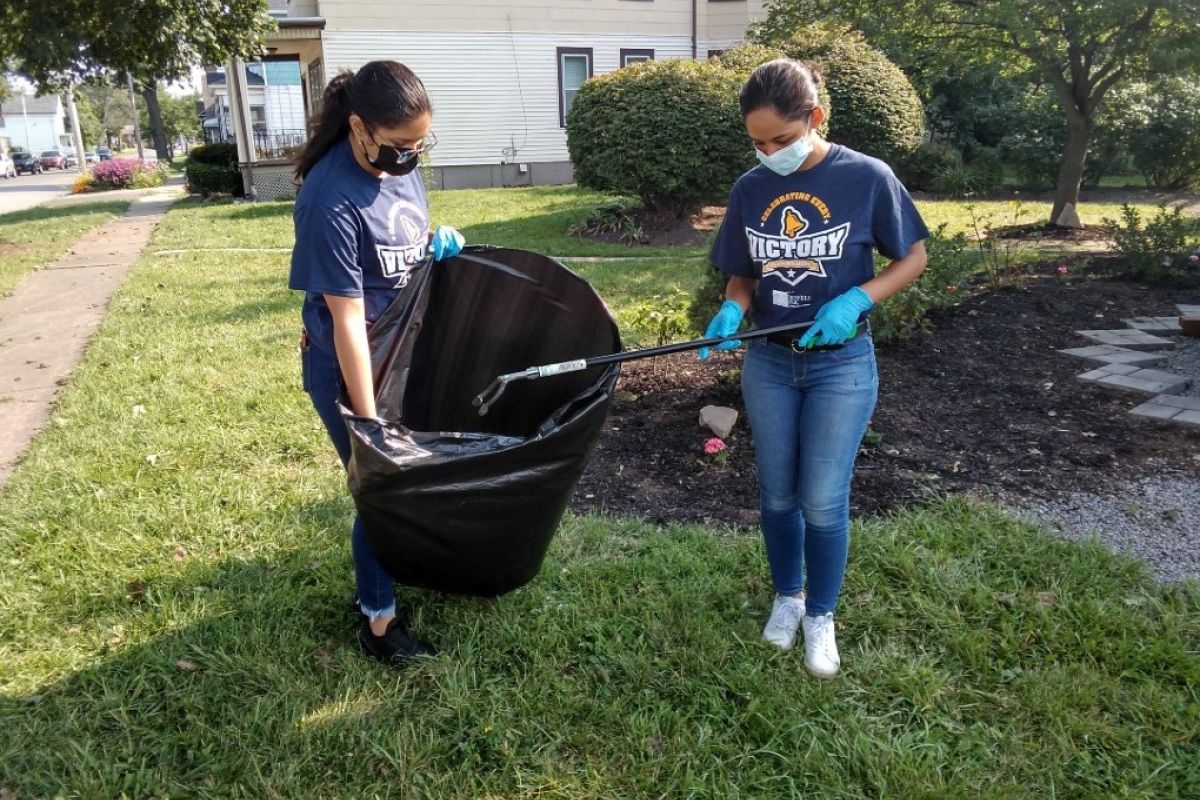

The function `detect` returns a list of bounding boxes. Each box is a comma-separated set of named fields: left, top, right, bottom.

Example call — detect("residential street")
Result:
left=0, top=169, right=74, bottom=214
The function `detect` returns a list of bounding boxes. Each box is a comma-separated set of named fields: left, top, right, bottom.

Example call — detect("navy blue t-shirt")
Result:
left=710, top=144, right=929, bottom=329
left=289, top=138, right=430, bottom=354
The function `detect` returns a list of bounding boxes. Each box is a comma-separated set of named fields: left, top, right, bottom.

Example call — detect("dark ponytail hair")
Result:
left=739, top=59, right=823, bottom=121
left=294, top=60, right=432, bottom=180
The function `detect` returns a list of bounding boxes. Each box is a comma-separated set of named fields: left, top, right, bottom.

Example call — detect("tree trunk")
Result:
left=1051, top=115, right=1092, bottom=225
left=141, top=84, right=171, bottom=161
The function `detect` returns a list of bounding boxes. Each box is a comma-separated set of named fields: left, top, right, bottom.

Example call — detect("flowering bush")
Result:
left=88, top=158, right=166, bottom=191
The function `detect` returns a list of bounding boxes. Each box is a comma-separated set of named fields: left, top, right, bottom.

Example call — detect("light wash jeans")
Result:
left=302, top=339, right=397, bottom=622
left=740, top=334, right=878, bottom=615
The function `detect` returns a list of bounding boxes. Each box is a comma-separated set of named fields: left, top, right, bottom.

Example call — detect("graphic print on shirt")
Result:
left=377, top=199, right=429, bottom=282
left=744, top=191, right=850, bottom=301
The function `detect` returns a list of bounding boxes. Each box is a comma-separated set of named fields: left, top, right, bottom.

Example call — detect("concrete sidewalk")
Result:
left=0, top=185, right=182, bottom=486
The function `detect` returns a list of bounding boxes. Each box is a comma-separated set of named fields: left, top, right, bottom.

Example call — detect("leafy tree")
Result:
left=137, top=87, right=201, bottom=158
left=78, top=83, right=135, bottom=149
left=0, top=1, right=273, bottom=90
left=755, top=0, right=1200, bottom=224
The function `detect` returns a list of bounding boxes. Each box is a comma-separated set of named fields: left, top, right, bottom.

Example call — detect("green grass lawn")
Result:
left=1, top=192, right=1198, bottom=797
left=0, top=201, right=130, bottom=297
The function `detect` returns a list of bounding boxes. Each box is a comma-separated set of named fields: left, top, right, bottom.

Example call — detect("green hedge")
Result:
left=187, top=143, right=238, bottom=167
left=567, top=59, right=750, bottom=219
left=185, top=162, right=244, bottom=197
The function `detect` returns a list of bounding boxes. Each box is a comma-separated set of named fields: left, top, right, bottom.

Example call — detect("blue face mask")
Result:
left=756, top=135, right=813, bottom=176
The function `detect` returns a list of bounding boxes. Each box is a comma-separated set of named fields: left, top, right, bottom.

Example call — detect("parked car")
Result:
left=61, top=151, right=79, bottom=168
left=38, top=150, right=69, bottom=170
left=96, top=147, right=113, bottom=161
left=12, top=151, right=42, bottom=175
left=0, top=152, right=15, bottom=179
left=84, top=151, right=99, bottom=164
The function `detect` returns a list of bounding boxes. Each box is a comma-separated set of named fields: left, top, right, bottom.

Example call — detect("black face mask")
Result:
left=361, top=135, right=420, bottom=176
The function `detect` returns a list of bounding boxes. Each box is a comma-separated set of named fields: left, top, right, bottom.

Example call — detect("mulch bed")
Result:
left=570, top=259, right=1200, bottom=527
left=991, top=221, right=1112, bottom=243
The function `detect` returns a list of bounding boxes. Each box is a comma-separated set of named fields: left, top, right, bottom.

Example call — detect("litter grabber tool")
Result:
left=473, top=319, right=859, bottom=415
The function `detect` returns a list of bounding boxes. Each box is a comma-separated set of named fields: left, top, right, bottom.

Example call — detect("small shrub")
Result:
left=962, top=200, right=1032, bottom=287
left=71, top=172, right=95, bottom=194
left=626, top=290, right=693, bottom=345
left=568, top=198, right=647, bottom=245
left=688, top=264, right=732, bottom=336
left=871, top=225, right=975, bottom=343
left=131, top=163, right=167, bottom=189
left=1103, top=204, right=1200, bottom=281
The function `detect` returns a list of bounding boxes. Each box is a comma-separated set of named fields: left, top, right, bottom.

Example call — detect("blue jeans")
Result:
left=740, top=335, right=879, bottom=615
left=301, top=339, right=397, bottom=622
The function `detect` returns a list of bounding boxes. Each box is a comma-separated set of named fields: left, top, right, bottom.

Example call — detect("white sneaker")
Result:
left=802, top=613, right=841, bottom=678
left=762, top=594, right=805, bottom=650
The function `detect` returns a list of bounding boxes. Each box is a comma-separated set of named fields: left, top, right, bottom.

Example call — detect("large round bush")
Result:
left=566, top=58, right=750, bottom=219
left=781, top=35, right=925, bottom=163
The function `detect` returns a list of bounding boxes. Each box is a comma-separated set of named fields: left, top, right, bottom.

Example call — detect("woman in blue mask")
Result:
left=701, top=59, right=928, bottom=677
left=289, top=61, right=464, bottom=668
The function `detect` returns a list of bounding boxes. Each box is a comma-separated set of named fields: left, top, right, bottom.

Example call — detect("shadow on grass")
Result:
left=0, top=201, right=130, bottom=230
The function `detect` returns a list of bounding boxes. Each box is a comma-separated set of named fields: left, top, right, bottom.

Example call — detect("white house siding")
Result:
left=702, top=0, right=766, bottom=56
left=322, top=30, right=693, bottom=173
left=318, top=0, right=695, bottom=36
left=0, top=116, right=67, bottom=155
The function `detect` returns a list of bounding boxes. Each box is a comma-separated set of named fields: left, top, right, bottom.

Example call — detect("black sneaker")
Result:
left=349, top=596, right=366, bottom=623
left=358, top=616, right=437, bottom=667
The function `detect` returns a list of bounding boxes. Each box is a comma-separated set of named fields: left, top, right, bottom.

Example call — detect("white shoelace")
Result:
left=768, top=597, right=804, bottom=633
left=807, top=613, right=836, bottom=656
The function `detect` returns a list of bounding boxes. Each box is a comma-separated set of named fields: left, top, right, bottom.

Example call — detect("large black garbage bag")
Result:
left=342, top=246, right=621, bottom=597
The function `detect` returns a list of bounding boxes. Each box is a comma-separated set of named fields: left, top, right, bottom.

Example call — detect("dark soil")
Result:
left=991, top=222, right=1112, bottom=243
left=571, top=260, right=1200, bottom=527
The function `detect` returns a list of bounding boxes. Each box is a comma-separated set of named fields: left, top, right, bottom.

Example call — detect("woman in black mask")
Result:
left=289, top=61, right=463, bottom=667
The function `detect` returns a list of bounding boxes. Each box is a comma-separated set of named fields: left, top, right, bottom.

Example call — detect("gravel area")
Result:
left=1008, top=472, right=1200, bottom=583
left=1161, top=337, right=1200, bottom=398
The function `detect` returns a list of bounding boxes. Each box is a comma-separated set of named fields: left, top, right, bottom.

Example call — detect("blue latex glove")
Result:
left=699, top=300, right=745, bottom=361
left=798, top=286, right=874, bottom=348
left=429, top=225, right=465, bottom=261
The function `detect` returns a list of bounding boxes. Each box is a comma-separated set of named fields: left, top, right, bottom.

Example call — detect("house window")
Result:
left=620, top=49, right=654, bottom=67
left=307, top=59, right=325, bottom=115
left=557, top=47, right=593, bottom=127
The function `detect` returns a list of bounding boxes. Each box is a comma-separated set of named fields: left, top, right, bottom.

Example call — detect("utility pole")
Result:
left=127, top=74, right=145, bottom=160
left=19, top=90, right=32, bottom=153
left=65, top=84, right=87, bottom=171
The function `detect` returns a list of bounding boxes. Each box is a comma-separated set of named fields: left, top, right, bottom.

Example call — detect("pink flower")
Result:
left=1190, top=254, right=1199, bottom=263
left=1057, top=265, right=1069, bottom=275
left=703, top=437, right=727, bottom=455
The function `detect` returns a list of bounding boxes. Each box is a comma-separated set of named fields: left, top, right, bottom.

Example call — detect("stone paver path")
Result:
left=1076, top=329, right=1176, bottom=350
left=1061, top=301, right=1200, bottom=429
left=0, top=189, right=180, bottom=485
left=1076, top=363, right=1191, bottom=395
left=1130, top=394, right=1200, bottom=425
